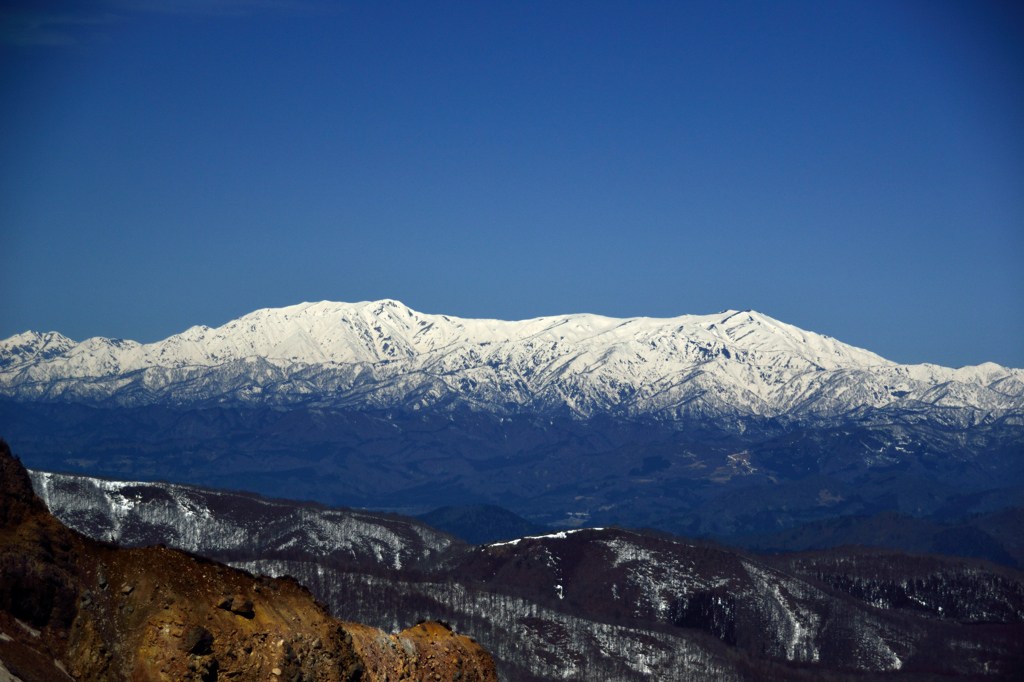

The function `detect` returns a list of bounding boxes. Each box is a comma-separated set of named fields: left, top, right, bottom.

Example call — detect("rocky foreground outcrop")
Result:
left=0, top=440, right=497, bottom=682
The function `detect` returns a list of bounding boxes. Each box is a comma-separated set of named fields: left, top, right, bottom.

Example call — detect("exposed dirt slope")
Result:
left=345, top=621, right=494, bottom=682
left=0, top=439, right=497, bottom=682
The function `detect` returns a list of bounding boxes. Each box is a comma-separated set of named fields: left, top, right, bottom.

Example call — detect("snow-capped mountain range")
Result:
left=1, top=299, right=1022, bottom=425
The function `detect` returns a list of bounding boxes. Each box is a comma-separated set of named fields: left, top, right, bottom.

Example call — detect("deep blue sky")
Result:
left=1, top=1, right=1021, bottom=368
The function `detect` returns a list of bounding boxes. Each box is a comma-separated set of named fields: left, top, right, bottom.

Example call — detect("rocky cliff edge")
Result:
left=0, top=439, right=497, bottom=682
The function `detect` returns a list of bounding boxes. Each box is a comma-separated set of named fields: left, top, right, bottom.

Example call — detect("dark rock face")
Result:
left=0, top=439, right=499, bottom=682
left=183, top=625, right=214, bottom=655
left=0, top=436, right=49, bottom=523
left=0, top=442, right=82, bottom=636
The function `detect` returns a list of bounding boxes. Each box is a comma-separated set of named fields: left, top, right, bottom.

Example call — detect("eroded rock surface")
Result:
left=0, top=439, right=497, bottom=682
left=346, top=621, right=495, bottom=682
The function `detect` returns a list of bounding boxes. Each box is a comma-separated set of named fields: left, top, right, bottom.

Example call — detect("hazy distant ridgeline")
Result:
left=2, top=299, right=1022, bottom=425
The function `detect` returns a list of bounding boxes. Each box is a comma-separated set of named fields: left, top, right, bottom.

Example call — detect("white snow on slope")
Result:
left=2, top=300, right=1021, bottom=422
left=28, top=469, right=454, bottom=569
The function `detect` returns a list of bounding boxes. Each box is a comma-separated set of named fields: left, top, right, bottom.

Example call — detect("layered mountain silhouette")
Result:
left=22, top=461, right=1024, bottom=681
left=1, top=300, right=1021, bottom=545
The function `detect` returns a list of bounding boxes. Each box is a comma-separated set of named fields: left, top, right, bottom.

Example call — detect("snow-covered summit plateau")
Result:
left=1, top=299, right=1021, bottom=425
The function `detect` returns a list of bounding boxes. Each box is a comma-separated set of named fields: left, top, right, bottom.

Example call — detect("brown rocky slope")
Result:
left=0, top=439, right=497, bottom=682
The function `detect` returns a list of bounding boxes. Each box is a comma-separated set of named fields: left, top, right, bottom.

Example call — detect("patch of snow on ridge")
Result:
left=488, top=527, right=605, bottom=547
left=600, top=536, right=739, bottom=618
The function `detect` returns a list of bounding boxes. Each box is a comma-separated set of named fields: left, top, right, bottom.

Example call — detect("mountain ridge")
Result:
left=23, top=460, right=1024, bottom=681
left=3, top=299, right=1021, bottom=426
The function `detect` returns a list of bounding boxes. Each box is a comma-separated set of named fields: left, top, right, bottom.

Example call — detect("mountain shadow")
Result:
left=417, top=504, right=549, bottom=545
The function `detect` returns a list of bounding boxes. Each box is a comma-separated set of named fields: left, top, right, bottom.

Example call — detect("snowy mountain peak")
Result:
left=1, top=300, right=1021, bottom=423
left=0, top=330, right=76, bottom=370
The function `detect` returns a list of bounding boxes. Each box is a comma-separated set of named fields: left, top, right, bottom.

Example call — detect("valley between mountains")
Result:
left=1, top=300, right=1021, bottom=536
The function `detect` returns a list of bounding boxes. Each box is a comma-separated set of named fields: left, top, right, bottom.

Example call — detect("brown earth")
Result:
left=0, top=439, right=497, bottom=682
left=345, top=622, right=495, bottom=682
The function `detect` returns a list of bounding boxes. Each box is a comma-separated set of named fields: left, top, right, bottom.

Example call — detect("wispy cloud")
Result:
left=0, top=0, right=330, bottom=46
left=0, top=9, right=119, bottom=46
left=111, top=0, right=320, bottom=17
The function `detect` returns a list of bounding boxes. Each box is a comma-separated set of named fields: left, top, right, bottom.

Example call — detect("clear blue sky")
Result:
left=1, top=1, right=1021, bottom=368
